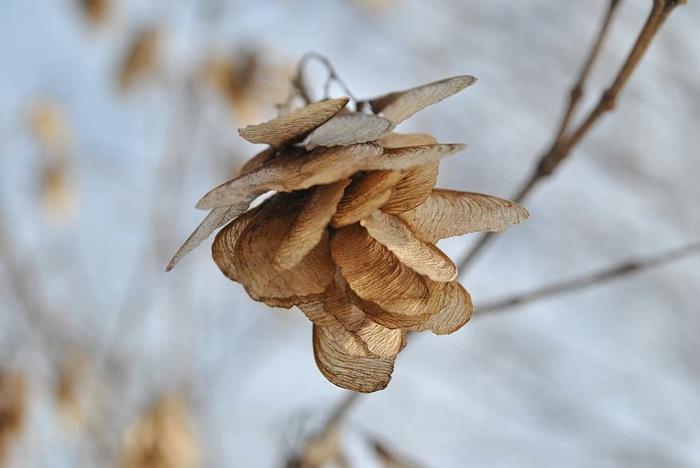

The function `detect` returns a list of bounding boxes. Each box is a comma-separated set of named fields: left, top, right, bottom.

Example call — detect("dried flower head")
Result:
left=27, top=100, right=78, bottom=220
left=0, top=372, right=27, bottom=463
left=120, top=394, right=199, bottom=468
left=168, top=69, right=528, bottom=392
left=118, top=27, right=161, bottom=91
left=201, top=50, right=289, bottom=124
left=79, top=0, right=110, bottom=26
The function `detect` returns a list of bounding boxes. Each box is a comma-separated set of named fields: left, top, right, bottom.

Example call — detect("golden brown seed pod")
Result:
left=167, top=69, right=528, bottom=392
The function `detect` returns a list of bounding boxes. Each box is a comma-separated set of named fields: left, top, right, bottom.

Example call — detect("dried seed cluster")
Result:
left=168, top=75, right=528, bottom=392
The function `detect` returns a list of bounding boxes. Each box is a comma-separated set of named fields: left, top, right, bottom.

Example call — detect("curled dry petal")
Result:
left=381, top=163, right=439, bottom=214
left=361, top=210, right=457, bottom=282
left=399, top=189, right=529, bottom=243
left=367, top=75, right=477, bottom=124
left=238, top=97, right=348, bottom=148
left=313, top=325, right=395, bottom=393
left=275, top=179, right=350, bottom=269
left=304, top=112, right=394, bottom=149
left=331, top=170, right=402, bottom=227
left=213, top=194, right=335, bottom=305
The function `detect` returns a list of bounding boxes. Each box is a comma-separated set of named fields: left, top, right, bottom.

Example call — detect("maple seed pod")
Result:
left=168, top=71, right=529, bottom=392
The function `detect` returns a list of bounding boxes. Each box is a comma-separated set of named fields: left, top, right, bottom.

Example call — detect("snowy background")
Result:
left=1, top=0, right=699, bottom=467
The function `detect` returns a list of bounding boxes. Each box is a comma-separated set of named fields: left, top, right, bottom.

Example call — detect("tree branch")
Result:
left=478, top=241, right=700, bottom=314
left=457, top=0, right=684, bottom=271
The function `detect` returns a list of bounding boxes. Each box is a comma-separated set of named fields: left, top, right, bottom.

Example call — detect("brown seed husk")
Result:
left=367, top=75, right=477, bottom=124
left=238, top=97, right=348, bottom=148
left=312, top=325, right=395, bottom=393
left=275, top=179, right=350, bottom=269
left=399, top=189, right=529, bottom=242
left=361, top=210, right=457, bottom=282
left=331, top=170, right=403, bottom=227
left=304, top=112, right=394, bottom=149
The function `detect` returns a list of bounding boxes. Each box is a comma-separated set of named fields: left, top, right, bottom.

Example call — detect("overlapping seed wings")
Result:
left=331, top=170, right=403, bottom=227
left=361, top=210, right=457, bottom=282
left=399, top=189, right=530, bottom=243
left=238, top=97, right=348, bottom=148
left=331, top=224, right=442, bottom=328
left=196, top=143, right=462, bottom=210
left=275, top=179, right=350, bottom=269
left=304, top=112, right=394, bottom=149
left=300, top=279, right=404, bottom=392
left=213, top=193, right=335, bottom=305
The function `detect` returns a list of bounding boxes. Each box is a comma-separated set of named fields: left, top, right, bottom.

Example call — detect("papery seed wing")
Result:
left=275, top=179, right=350, bottom=269
left=362, top=144, right=464, bottom=171
left=331, top=170, right=402, bottom=227
left=218, top=194, right=335, bottom=303
left=238, top=97, right=348, bottom=148
left=166, top=203, right=250, bottom=271
left=381, top=162, right=438, bottom=214
left=412, top=281, right=473, bottom=335
left=196, top=143, right=382, bottom=210
left=399, top=189, right=529, bottom=242
left=367, top=75, right=476, bottom=124
left=361, top=210, right=457, bottom=282
left=332, top=224, right=438, bottom=319
left=312, top=325, right=394, bottom=393
left=376, top=132, right=437, bottom=148
left=304, top=112, right=394, bottom=149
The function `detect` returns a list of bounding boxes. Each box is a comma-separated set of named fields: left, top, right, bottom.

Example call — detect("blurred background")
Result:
left=1, top=0, right=699, bottom=467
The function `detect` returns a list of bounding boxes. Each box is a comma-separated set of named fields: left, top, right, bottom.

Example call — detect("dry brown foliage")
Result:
left=168, top=74, right=528, bottom=392
left=119, top=28, right=161, bottom=91
left=120, top=394, right=199, bottom=468
left=0, top=372, right=27, bottom=464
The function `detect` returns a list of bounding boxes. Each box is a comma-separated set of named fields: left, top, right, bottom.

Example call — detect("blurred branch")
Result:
left=0, top=203, right=72, bottom=351
left=458, top=0, right=685, bottom=270
left=477, top=241, right=700, bottom=314
left=292, top=1, right=687, bottom=459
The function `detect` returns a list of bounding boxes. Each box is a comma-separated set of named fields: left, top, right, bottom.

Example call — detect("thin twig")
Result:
left=291, top=52, right=358, bottom=105
left=457, top=0, right=684, bottom=271
left=478, top=241, right=700, bottom=314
